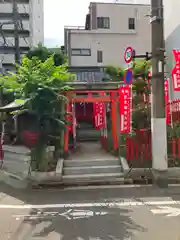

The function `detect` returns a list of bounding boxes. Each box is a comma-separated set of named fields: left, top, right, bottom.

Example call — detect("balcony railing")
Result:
left=69, top=71, right=110, bottom=82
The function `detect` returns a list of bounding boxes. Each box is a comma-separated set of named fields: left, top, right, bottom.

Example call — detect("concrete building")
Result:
left=0, top=0, right=44, bottom=71
left=64, top=2, right=151, bottom=73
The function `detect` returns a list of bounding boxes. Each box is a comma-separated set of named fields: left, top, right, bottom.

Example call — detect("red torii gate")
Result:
left=63, top=88, right=121, bottom=155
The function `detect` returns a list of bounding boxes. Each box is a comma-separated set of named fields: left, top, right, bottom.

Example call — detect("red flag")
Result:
left=119, top=86, right=131, bottom=134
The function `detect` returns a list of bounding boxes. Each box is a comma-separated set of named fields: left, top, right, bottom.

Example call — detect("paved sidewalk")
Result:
left=68, top=142, right=116, bottom=160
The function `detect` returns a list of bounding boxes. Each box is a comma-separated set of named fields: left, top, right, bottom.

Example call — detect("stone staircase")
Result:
left=76, top=123, right=100, bottom=142
left=62, top=142, right=124, bottom=185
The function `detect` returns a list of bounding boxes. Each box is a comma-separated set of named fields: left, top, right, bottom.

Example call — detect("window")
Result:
left=71, top=48, right=91, bottom=56
left=97, top=17, right=110, bottom=29
left=128, top=18, right=135, bottom=30
left=97, top=50, right=103, bottom=63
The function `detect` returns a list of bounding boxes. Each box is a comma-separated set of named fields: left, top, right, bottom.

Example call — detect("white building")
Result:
left=0, top=0, right=44, bottom=71
left=64, top=2, right=151, bottom=69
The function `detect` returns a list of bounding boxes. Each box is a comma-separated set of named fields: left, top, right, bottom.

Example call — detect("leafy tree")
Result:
left=105, top=61, right=151, bottom=131
left=26, top=43, right=66, bottom=66
left=1, top=56, right=74, bottom=171
left=105, top=66, right=124, bottom=81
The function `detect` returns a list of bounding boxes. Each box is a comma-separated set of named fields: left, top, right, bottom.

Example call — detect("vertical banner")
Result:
left=172, top=49, right=180, bottom=91
left=119, top=85, right=131, bottom=134
left=164, top=79, right=171, bottom=125
left=93, top=92, right=105, bottom=129
left=68, top=103, right=73, bottom=133
left=72, top=103, right=77, bottom=139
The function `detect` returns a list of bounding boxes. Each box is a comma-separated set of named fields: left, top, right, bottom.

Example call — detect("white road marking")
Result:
left=0, top=200, right=180, bottom=209
left=151, top=206, right=180, bottom=217
left=13, top=209, right=109, bottom=220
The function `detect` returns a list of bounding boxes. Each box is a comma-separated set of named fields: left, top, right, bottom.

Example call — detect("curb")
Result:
left=120, top=157, right=180, bottom=181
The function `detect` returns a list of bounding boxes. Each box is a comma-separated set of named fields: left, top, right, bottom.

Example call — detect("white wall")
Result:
left=95, top=3, right=150, bottom=34
left=29, top=0, right=44, bottom=46
left=70, top=30, right=151, bottom=67
left=68, top=4, right=151, bottom=67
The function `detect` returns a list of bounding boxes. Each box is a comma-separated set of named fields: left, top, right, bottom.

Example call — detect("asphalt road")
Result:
left=1, top=184, right=180, bottom=240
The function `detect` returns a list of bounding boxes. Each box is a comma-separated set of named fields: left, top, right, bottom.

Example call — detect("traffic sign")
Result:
left=124, top=69, right=133, bottom=85
left=124, top=46, right=133, bottom=63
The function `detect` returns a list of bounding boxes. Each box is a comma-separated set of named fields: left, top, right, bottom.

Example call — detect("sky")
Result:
left=44, top=0, right=150, bottom=47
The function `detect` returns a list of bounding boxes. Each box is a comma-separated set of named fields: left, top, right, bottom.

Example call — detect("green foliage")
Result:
left=0, top=56, right=74, bottom=171
left=26, top=43, right=66, bottom=66
left=105, top=61, right=152, bottom=131
left=105, top=66, right=124, bottom=81
left=167, top=123, right=180, bottom=139
left=132, top=105, right=151, bottom=130
left=132, top=59, right=151, bottom=78
left=105, top=60, right=151, bottom=83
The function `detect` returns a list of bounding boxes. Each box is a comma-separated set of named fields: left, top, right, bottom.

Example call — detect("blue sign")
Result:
left=124, top=69, right=133, bottom=85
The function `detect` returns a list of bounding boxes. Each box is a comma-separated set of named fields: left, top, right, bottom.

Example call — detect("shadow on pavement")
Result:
left=12, top=207, right=146, bottom=240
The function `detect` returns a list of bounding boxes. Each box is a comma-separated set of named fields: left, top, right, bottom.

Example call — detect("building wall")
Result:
left=0, top=0, right=44, bottom=71
left=29, top=0, right=44, bottom=46
left=69, top=30, right=151, bottom=67
left=66, top=3, right=151, bottom=67
left=94, top=3, right=150, bottom=34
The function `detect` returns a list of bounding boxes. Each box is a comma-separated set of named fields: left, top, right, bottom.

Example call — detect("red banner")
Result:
left=93, top=98, right=105, bottom=130
left=119, top=86, right=131, bottom=133
left=69, top=103, right=73, bottom=133
left=94, top=102, right=105, bottom=129
left=164, top=80, right=171, bottom=125
left=172, top=50, right=180, bottom=91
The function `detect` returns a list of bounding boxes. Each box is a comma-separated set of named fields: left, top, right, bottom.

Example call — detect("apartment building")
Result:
left=64, top=2, right=151, bottom=72
left=0, top=0, right=44, bottom=71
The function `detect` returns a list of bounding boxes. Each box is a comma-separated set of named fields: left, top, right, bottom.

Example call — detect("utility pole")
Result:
left=150, top=0, right=168, bottom=187
left=12, top=0, right=20, bottom=64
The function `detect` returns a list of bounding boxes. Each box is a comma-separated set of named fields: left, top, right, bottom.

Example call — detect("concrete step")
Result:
left=64, top=159, right=120, bottom=168
left=62, top=173, right=124, bottom=185
left=63, top=165, right=122, bottom=175
left=77, top=137, right=99, bottom=142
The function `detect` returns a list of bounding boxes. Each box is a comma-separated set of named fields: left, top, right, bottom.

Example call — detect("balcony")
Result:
left=0, top=37, right=30, bottom=48
left=0, top=20, right=30, bottom=31
left=0, top=3, right=29, bottom=14
left=68, top=67, right=110, bottom=83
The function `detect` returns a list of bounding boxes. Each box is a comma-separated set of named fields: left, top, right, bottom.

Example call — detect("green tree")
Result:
left=26, top=43, right=66, bottom=66
left=105, top=61, right=151, bottom=131
left=1, top=56, right=74, bottom=171
left=105, top=65, right=124, bottom=81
